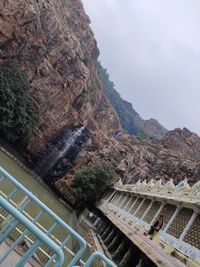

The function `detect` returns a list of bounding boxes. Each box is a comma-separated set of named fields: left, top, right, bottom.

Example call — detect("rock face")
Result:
left=163, top=128, right=200, bottom=159
left=138, top=118, right=168, bottom=140
left=0, top=0, right=121, bottom=153
left=56, top=128, right=200, bottom=196
left=120, top=136, right=200, bottom=185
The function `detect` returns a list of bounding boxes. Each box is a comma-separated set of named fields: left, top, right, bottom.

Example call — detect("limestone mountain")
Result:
left=97, top=62, right=168, bottom=139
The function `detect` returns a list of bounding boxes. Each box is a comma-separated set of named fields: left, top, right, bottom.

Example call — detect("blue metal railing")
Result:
left=0, top=167, right=116, bottom=267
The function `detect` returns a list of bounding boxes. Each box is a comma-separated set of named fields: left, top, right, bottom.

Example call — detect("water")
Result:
left=58, top=127, right=85, bottom=159
left=0, top=149, right=89, bottom=264
left=36, top=126, right=85, bottom=178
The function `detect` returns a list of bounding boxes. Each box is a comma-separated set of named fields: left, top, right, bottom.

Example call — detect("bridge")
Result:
left=95, top=178, right=200, bottom=267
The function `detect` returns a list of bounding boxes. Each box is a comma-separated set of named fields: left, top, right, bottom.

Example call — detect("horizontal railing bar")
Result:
left=0, top=195, right=65, bottom=266
left=0, top=212, right=56, bottom=261
left=0, top=204, right=83, bottom=261
left=0, top=167, right=86, bottom=243
left=0, top=167, right=88, bottom=266
left=0, top=190, right=86, bottom=264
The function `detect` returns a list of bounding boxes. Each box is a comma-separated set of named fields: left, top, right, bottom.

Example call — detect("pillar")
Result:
left=101, top=224, right=112, bottom=240
left=133, top=198, right=145, bottom=216
left=163, top=207, right=180, bottom=232
left=107, top=190, right=117, bottom=203
left=150, top=203, right=164, bottom=225
left=124, top=195, right=134, bottom=211
left=107, top=232, right=122, bottom=252
left=99, top=221, right=109, bottom=235
left=103, top=190, right=110, bottom=200
left=104, top=228, right=116, bottom=246
left=179, top=212, right=198, bottom=241
left=111, top=194, right=118, bottom=204
left=113, top=192, right=122, bottom=205
left=113, top=238, right=129, bottom=262
left=141, top=200, right=154, bottom=220
left=127, top=197, right=139, bottom=213
left=115, top=193, right=124, bottom=207
left=118, top=246, right=133, bottom=267
left=119, top=194, right=129, bottom=209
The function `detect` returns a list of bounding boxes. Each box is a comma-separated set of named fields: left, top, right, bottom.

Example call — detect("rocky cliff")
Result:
left=56, top=128, right=200, bottom=197
left=138, top=118, right=168, bottom=140
left=163, top=128, right=200, bottom=160
left=0, top=0, right=121, bottom=153
left=1, top=0, right=199, bottom=201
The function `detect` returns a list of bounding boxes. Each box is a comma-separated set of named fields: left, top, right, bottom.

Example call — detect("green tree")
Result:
left=0, top=66, right=37, bottom=141
left=72, top=161, right=116, bottom=203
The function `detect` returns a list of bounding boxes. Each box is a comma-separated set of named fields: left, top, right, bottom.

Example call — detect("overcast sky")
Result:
left=82, top=0, right=200, bottom=134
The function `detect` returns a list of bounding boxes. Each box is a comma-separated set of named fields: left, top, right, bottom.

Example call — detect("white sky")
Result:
left=82, top=0, right=200, bottom=134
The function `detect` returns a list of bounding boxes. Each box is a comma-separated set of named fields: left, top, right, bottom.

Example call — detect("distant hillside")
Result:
left=97, top=62, right=168, bottom=139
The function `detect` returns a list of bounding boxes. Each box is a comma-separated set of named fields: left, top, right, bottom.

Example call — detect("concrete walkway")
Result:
left=99, top=205, right=187, bottom=267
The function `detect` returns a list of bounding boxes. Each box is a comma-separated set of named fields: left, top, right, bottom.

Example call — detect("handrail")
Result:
left=0, top=195, right=64, bottom=267
left=0, top=166, right=116, bottom=267
left=0, top=166, right=87, bottom=267
left=0, top=189, right=86, bottom=263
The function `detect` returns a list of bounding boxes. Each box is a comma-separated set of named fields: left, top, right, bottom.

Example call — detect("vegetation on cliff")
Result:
left=0, top=66, right=37, bottom=142
left=71, top=161, right=116, bottom=202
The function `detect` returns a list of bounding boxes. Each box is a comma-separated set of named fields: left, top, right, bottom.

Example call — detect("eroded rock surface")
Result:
left=0, top=0, right=120, bottom=152
left=56, top=128, right=200, bottom=197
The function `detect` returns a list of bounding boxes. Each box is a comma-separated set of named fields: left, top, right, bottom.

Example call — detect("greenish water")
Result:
left=0, top=150, right=90, bottom=264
